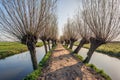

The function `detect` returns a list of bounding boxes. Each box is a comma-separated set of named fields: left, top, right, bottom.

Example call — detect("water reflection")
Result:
left=0, top=47, right=45, bottom=80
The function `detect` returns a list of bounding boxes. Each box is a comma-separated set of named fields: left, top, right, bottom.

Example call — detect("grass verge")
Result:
left=74, top=54, right=83, bottom=61
left=0, top=42, right=43, bottom=59
left=63, top=45, right=73, bottom=52
left=24, top=47, right=55, bottom=80
left=63, top=45, right=111, bottom=80
left=86, top=64, right=111, bottom=80
left=74, top=54, right=111, bottom=80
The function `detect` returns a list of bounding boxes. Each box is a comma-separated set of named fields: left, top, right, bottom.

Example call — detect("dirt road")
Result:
left=38, top=44, right=104, bottom=80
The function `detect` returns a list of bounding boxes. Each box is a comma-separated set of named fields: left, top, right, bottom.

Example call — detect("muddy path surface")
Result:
left=38, top=44, right=104, bottom=80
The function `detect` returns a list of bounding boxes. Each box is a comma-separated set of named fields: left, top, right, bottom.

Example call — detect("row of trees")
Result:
left=62, top=19, right=79, bottom=49
left=0, top=0, right=58, bottom=69
left=40, top=14, right=58, bottom=54
left=61, top=0, right=120, bottom=63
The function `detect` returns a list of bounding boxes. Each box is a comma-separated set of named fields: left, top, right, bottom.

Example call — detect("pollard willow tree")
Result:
left=60, top=36, right=64, bottom=44
left=40, top=27, right=49, bottom=54
left=40, top=14, right=58, bottom=53
left=73, top=12, right=91, bottom=54
left=40, top=14, right=52, bottom=54
left=50, top=15, right=58, bottom=47
left=63, top=19, right=79, bottom=49
left=61, top=32, right=70, bottom=47
left=0, top=0, right=57, bottom=69
left=45, top=26, right=52, bottom=51
left=82, top=0, right=120, bottom=63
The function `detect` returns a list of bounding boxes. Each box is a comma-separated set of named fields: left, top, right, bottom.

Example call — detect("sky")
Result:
left=0, top=0, right=82, bottom=41
left=57, top=0, right=81, bottom=36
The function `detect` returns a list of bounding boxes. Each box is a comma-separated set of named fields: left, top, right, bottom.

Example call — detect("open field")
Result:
left=74, top=42, right=120, bottom=59
left=0, top=42, right=43, bottom=59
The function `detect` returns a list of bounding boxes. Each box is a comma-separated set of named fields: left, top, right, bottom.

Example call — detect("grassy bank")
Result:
left=86, top=64, right=111, bottom=80
left=74, top=42, right=120, bottom=59
left=63, top=45, right=111, bottom=80
left=0, top=42, right=43, bottom=59
left=74, top=54, right=111, bottom=80
left=24, top=48, right=54, bottom=80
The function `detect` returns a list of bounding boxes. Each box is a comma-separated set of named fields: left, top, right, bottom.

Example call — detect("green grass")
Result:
left=39, top=51, right=51, bottom=66
left=0, top=42, right=43, bottom=59
left=74, top=42, right=120, bottom=59
left=36, top=42, right=44, bottom=47
left=74, top=54, right=111, bottom=80
left=74, top=54, right=83, bottom=61
left=63, top=45, right=83, bottom=61
left=63, top=45, right=73, bottom=52
left=86, top=64, right=111, bottom=80
left=24, top=48, right=54, bottom=80
left=24, top=67, right=42, bottom=80
left=64, top=46, right=111, bottom=80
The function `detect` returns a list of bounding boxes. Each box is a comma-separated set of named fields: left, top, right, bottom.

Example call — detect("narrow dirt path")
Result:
left=38, top=44, right=104, bottom=80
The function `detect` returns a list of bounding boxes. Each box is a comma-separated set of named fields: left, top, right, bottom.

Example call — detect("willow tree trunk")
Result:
left=73, top=39, right=86, bottom=54
left=69, top=41, right=74, bottom=49
left=65, top=40, right=69, bottom=47
left=83, top=38, right=104, bottom=63
left=65, top=41, right=68, bottom=47
left=54, top=41, right=56, bottom=46
left=27, top=42, right=38, bottom=70
left=52, top=41, right=54, bottom=48
left=42, top=40, right=48, bottom=54
left=47, top=40, right=51, bottom=51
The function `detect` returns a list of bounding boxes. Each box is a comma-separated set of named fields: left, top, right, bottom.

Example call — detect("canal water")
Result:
left=73, top=46, right=120, bottom=80
left=0, top=47, right=45, bottom=80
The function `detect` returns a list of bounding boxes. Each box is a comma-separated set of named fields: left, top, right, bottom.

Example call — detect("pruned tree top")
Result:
left=39, top=13, right=58, bottom=41
left=75, top=11, right=92, bottom=41
left=63, top=19, right=79, bottom=41
left=0, top=0, right=57, bottom=44
left=82, top=0, right=120, bottom=43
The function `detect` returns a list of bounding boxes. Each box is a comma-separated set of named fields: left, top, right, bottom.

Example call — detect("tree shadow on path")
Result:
left=39, top=62, right=83, bottom=80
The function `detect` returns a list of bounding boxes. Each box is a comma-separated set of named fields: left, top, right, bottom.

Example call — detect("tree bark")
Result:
left=47, top=40, right=51, bottom=51
left=65, top=41, right=67, bottom=46
left=54, top=41, right=56, bottom=46
left=83, top=37, right=104, bottom=63
left=42, top=40, right=48, bottom=54
left=73, top=39, right=86, bottom=54
left=27, top=42, right=38, bottom=70
left=83, top=44, right=99, bottom=63
left=52, top=41, right=54, bottom=48
left=66, top=44, right=68, bottom=47
left=69, top=41, right=74, bottom=49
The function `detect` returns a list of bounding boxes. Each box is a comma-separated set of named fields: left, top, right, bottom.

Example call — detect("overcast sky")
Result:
left=57, top=0, right=81, bottom=36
